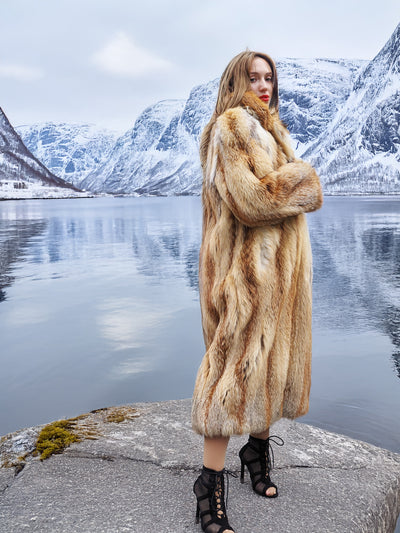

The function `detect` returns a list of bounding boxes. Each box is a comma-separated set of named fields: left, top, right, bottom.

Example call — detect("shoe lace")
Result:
left=260, top=435, right=284, bottom=476
left=210, top=469, right=238, bottom=516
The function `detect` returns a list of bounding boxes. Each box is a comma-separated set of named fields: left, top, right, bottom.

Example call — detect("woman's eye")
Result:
left=250, top=78, right=256, bottom=83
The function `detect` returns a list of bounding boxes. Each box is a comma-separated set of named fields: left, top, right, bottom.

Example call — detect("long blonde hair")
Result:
left=200, top=51, right=279, bottom=165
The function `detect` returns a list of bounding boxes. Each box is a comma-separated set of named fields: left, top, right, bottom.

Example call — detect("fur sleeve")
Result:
left=213, top=109, right=323, bottom=227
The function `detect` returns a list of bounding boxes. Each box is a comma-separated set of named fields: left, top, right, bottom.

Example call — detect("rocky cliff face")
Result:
left=305, top=22, right=400, bottom=194
left=16, top=123, right=118, bottom=187
left=278, top=58, right=363, bottom=155
left=0, top=107, right=82, bottom=198
left=79, top=99, right=189, bottom=195
left=0, top=108, right=56, bottom=186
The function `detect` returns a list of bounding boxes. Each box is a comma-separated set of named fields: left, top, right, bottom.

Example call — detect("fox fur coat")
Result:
left=191, top=91, right=323, bottom=437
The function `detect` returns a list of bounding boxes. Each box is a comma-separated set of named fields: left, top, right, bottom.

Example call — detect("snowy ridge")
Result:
left=0, top=107, right=86, bottom=199
left=277, top=57, right=364, bottom=155
left=81, top=91, right=217, bottom=195
left=17, top=123, right=118, bottom=187
left=305, top=23, right=400, bottom=194
left=79, top=99, right=189, bottom=194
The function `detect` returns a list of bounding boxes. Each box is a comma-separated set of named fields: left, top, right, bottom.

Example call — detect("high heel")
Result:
left=239, top=435, right=284, bottom=498
left=193, top=466, right=236, bottom=533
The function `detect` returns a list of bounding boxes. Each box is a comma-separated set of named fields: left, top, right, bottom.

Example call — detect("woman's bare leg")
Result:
left=203, top=436, right=230, bottom=471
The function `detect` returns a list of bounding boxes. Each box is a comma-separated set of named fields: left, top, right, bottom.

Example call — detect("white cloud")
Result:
left=92, top=31, right=173, bottom=78
left=113, top=358, right=153, bottom=377
left=0, top=63, right=44, bottom=81
left=98, top=297, right=167, bottom=351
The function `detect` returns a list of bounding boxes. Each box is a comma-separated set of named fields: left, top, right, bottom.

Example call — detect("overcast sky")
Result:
left=1, top=0, right=399, bottom=133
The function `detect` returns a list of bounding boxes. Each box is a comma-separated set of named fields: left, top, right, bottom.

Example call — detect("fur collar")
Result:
left=240, top=91, right=294, bottom=162
left=240, top=90, right=275, bottom=130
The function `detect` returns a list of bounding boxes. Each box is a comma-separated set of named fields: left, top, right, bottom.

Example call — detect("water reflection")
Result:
left=129, top=200, right=200, bottom=291
left=308, top=198, right=400, bottom=379
left=0, top=218, right=47, bottom=301
left=98, top=297, right=171, bottom=353
left=361, top=224, right=400, bottom=374
left=1, top=198, right=201, bottom=296
left=1, top=198, right=399, bottom=367
left=0, top=197, right=399, bottom=453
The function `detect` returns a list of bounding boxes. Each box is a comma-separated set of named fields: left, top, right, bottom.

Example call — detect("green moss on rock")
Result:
left=35, top=420, right=80, bottom=460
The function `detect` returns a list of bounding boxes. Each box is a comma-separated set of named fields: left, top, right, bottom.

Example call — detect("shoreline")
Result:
left=2, top=192, right=400, bottom=202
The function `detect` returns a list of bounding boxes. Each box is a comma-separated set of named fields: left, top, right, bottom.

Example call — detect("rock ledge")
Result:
left=1, top=399, right=399, bottom=533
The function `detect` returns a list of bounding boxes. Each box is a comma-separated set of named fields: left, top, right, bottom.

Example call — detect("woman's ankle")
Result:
left=202, top=465, right=224, bottom=474
left=250, top=430, right=269, bottom=441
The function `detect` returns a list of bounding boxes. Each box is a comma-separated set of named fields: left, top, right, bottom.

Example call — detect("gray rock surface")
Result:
left=1, top=399, right=399, bottom=533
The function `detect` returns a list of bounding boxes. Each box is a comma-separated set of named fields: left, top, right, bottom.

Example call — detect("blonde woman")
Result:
left=192, top=51, right=323, bottom=533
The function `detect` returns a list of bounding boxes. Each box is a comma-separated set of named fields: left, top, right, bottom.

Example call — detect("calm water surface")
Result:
left=1, top=196, right=399, bottom=455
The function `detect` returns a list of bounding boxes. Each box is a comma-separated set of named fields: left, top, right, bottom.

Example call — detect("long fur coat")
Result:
left=191, top=91, right=323, bottom=437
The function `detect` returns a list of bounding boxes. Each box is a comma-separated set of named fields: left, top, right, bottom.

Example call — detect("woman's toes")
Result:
left=266, top=486, right=276, bottom=496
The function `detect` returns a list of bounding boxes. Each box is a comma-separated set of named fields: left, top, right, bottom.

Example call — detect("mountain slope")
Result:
left=278, top=58, right=364, bottom=155
left=17, top=123, right=118, bottom=187
left=0, top=107, right=83, bottom=198
left=305, top=23, right=400, bottom=193
left=80, top=98, right=190, bottom=194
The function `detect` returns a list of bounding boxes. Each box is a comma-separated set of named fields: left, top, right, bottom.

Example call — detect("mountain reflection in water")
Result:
left=0, top=218, right=48, bottom=301
left=309, top=199, right=400, bottom=378
left=0, top=196, right=399, bottom=453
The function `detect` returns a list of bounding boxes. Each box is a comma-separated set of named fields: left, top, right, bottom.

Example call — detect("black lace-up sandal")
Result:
left=193, top=466, right=236, bottom=533
left=239, top=435, right=284, bottom=498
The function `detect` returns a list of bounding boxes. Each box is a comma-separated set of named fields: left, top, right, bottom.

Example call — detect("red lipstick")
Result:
left=259, top=95, right=270, bottom=102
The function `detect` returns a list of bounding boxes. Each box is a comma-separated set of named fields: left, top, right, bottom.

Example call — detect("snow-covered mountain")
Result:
left=17, top=123, right=118, bottom=187
left=0, top=107, right=85, bottom=199
left=80, top=98, right=190, bottom=194
left=278, top=58, right=364, bottom=155
left=7, top=22, right=399, bottom=197
left=305, top=22, right=400, bottom=194
left=82, top=58, right=364, bottom=195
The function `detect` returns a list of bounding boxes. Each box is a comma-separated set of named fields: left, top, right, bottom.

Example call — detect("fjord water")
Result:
left=0, top=196, right=399, bottom=454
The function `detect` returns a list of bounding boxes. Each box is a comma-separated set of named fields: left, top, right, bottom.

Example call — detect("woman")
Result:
left=191, top=50, right=323, bottom=533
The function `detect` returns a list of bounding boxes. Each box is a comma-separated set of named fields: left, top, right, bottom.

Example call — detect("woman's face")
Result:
left=249, top=57, right=273, bottom=105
